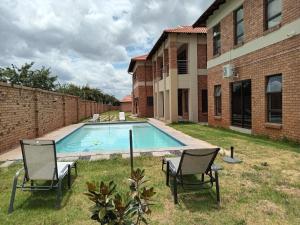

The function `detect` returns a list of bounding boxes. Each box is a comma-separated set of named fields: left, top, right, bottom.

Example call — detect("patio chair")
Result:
left=8, top=140, right=78, bottom=214
left=89, top=114, right=99, bottom=122
left=163, top=148, right=220, bottom=204
left=119, top=112, right=126, bottom=121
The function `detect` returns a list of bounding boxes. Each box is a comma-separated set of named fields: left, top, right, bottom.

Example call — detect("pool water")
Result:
left=56, top=123, right=184, bottom=153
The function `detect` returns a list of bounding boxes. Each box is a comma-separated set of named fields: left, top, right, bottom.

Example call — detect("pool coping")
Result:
left=0, top=118, right=215, bottom=163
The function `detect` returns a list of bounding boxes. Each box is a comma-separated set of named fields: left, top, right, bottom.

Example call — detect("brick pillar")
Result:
left=62, top=95, right=66, bottom=126
left=34, top=89, right=39, bottom=137
left=169, top=35, right=178, bottom=123
left=77, top=97, right=80, bottom=122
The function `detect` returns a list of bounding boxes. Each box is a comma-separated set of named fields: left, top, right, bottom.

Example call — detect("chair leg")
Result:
left=74, top=162, right=78, bottom=176
left=8, top=176, right=18, bottom=214
left=68, top=165, right=71, bottom=189
left=201, top=173, right=204, bottom=182
left=173, top=176, right=178, bottom=204
left=166, top=161, right=170, bottom=186
left=56, top=179, right=62, bottom=208
left=161, top=159, right=165, bottom=171
left=215, top=171, right=220, bottom=204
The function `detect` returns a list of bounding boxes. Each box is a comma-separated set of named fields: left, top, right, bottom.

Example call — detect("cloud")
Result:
left=0, top=0, right=212, bottom=99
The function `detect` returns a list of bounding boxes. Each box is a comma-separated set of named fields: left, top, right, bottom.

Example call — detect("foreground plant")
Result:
left=85, top=168, right=155, bottom=225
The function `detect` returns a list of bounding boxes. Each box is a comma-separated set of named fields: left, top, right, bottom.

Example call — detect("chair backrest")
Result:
left=92, top=114, right=99, bottom=120
left=119, top=112, right=125, bottom=120
left=178, top=148, right=220, bottom=175
left=21, top=140, right=58, bottom=181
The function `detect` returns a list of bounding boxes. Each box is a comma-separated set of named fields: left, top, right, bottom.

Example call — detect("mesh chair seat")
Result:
left=8, top=140, right=78, bottom=213
left=165, top=157, right=180, bottom=174
left=57, top=162, right=75, bottom=179
left=163, top=148, right=221, bottom=205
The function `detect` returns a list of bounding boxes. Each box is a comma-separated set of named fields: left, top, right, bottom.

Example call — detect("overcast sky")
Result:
left=0, top=0, right=212, bottom=99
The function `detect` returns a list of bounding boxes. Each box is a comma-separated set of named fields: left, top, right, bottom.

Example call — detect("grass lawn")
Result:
left=86, top=110, right=147, bottom=122
left=0, top=123, right=299, bottom=225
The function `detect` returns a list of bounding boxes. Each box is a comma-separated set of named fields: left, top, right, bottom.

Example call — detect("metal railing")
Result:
left=177, top=60, right=188, bottom=74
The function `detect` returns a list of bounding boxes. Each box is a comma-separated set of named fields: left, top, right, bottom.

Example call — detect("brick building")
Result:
left=193, top=0, right=300, bottom=141
left=128, top=54, right=154, bottom=117
left=120, top=95, right=132, bottom=112
left=147, top=26, right=208, bottom=123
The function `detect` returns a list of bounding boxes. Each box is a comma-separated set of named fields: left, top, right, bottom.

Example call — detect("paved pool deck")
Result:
left=0, top=118, right=217, bottom=165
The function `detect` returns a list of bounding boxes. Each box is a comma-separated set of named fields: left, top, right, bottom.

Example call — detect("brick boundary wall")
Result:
left=0, top=82, right=120, bottom=154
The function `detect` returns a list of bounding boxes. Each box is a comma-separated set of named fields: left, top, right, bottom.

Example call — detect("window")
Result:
left=202, top=89, right=208, bottom=113
left=214, top=85, right=222, bottom=116
left=147, top=96, right=153, bottom=106
left=213, top=24, right=221, bottom=56
left=266, top=75, right=282, bottom=123
left=235, top=5, right=244, bottom=44
left=266, top=0, right=282, bottom=29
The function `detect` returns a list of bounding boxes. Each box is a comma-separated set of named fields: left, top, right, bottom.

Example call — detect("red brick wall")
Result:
left=120, top=102, right=132, bottom=112
left=65, top=96, right=79, bottom=125
left=36, top=91, right=64, bottom=136
left=207, top=35, right=300, bottom=142
left=207, top=0, right=300, bottom=60
left=197, top=44, right=207, bottom=69
left=0, top=85, right=36, bottom=152
left=132, top=61, right=153, bottom=118
left=0, top=83, right=119, bottom=154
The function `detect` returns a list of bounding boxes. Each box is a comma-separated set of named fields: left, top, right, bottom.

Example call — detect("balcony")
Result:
left=177, top=60, right=188, bottom=74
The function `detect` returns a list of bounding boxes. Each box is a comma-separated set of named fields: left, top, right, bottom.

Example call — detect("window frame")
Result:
left=201, top=89, right=208, bottom=113
left=234, top=5, right=244, bottom=45
left=147, top=96, right=153, bottom=107
left=213, top=23, right=221, bottom=56
left=214, top=85, right=222, bottom=116
left=266, top=74, right=282, bottom=124
left=265, top=0, right=282, bottom=30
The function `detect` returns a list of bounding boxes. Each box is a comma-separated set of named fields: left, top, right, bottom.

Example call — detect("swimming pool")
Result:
left=56, top=122, right=184, bottom=153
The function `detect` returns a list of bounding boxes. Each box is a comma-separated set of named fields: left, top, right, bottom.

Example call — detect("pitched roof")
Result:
left=128, top=54, right=148, bottom=73
left=193, top=0, right=226, bottom=27
left=147, top=26, right=207, bottom=59
left=164, top=26, right=207, bottom=33
left=120, top=95, right=132, bottom=103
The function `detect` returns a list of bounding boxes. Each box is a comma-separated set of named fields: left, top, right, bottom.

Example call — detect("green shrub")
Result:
left=85, top=168, right=155, bottom=225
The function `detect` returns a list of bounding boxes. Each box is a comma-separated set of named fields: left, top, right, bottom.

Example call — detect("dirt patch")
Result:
left=257, top=200, right=285, bottom=218
left=276, top=185, right=300, bottom=198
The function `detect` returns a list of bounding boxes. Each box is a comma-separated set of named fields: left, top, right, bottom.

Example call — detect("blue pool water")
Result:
left=56, top=123, right=184, bottom=153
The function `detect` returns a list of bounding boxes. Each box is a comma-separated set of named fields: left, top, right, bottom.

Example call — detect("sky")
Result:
left=0, top=0, right=213, bottom=99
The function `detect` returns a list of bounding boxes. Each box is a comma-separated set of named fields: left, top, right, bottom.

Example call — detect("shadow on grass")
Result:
left=13, top=175, right=76, bottom=212
left=167, top=174, right=220, bottom=212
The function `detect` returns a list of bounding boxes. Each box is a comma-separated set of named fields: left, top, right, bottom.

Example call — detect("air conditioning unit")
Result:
left=223, top=64, right=235, bottom=78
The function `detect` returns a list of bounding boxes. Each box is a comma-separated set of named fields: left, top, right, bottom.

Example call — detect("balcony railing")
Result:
left=177, top=60, right=188, bottom=74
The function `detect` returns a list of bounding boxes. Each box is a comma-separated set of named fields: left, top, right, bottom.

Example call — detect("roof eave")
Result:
left=193, top=0, right=226, bottom=28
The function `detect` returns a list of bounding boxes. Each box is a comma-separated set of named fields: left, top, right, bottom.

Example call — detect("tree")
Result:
left=56, top=83, right=120, bottom=105
left=0, top=62, right=57, bottom=91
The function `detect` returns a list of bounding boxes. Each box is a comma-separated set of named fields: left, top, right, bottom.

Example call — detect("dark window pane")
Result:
left=147, top=96, right=153, bottom=106
left=202, top=90, right=208, bottom=113
left=235, top=6, right=244, bottom=44
left=237, top=22, right=244, bottom=37
left=267, top=0, right=282, bottom=29
left=268, top=0, right=282, bottom=19
left=236, top=7, right=243, bottom=22
left=213, top=24, right=221, bottom=55
left=268, top=15, right=282, bottom=28
left=214, top=85, right=221, bottom=97
left=267, top=74, right=282, bottom=123
left=214, top=85, right=222, bottom=115
left=267, top=75, right=282, bottom=93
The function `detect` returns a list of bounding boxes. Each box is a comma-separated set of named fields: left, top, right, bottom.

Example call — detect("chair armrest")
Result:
left=211, top=164, right=222, bottom=172
left=14, top=168, right=24, bottom=179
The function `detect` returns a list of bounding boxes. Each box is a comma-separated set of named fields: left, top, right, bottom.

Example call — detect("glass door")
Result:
left=231, top=80, right=251, bottom=129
